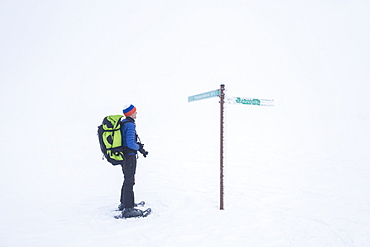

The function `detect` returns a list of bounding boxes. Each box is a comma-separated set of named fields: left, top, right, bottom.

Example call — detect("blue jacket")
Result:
left=121, top=118, right=139, bottom=155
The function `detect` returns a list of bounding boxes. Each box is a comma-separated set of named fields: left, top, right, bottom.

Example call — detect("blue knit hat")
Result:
left=123, top=104, right=136, bottom=117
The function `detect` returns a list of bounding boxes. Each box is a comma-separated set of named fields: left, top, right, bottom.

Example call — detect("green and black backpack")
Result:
left=97, top=115, right=126, bottom=165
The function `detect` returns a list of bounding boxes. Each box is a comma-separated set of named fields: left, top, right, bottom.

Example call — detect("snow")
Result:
left=1, top=1, right=370, bottom=246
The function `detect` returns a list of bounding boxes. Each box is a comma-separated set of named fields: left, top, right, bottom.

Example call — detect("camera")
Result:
left=138, top=143, right=148, bottom=157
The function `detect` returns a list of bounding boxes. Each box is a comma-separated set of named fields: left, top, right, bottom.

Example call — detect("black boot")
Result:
left=118, top=201, right=145, bottom=211
left=121, top=208, right=143, bottom=218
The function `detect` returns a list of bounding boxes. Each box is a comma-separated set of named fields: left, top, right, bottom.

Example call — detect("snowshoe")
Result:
left=122, top=208, right=143, bottom=218
left=115, top=207, right=152, bottom=219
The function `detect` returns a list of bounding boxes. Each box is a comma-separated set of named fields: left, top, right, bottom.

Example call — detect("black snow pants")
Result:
left=120, top=154, right=137, bottom=209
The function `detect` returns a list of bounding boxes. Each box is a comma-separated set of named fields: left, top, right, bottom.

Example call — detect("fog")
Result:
left=1, top=1, right=370, bottom=246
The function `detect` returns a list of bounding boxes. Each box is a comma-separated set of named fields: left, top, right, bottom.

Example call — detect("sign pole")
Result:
left=188, top=85, right=273, bottom=211
left=219, top=84, right=225, bottom=210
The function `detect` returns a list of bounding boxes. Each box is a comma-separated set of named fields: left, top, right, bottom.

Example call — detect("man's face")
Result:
left=131, top=111, right=137, bottom=119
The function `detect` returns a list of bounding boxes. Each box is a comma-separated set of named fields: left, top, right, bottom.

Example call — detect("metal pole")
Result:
left=220, top=84, right=225, bottom=210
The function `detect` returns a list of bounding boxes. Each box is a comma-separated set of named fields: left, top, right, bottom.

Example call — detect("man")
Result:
left=118, top=104, right=149, bottom=218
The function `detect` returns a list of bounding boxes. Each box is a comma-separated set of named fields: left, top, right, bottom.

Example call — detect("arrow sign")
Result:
left=188, top=89, right=220, bottom=102
left=228, top=97, right=274, bottom=106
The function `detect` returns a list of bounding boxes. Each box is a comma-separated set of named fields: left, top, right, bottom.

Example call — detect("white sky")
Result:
left=1, top=0, right=370, bottom=142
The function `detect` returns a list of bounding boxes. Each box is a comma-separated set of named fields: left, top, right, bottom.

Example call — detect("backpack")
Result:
left=97, top=115, right=127, bottom=165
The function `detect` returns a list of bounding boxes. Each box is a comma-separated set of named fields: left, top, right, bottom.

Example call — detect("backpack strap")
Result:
left=121, top=117, right=135, bottom=125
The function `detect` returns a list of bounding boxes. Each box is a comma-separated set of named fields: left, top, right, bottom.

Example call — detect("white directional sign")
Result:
left=188, top=89, right=220, bottom=102
left=228, top=97, right=274, bottom=106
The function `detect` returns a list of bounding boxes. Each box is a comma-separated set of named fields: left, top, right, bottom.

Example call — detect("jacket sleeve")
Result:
left=125, top=122, right=140, bottom=151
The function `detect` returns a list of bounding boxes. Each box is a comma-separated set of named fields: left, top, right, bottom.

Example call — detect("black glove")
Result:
left=138, top=143, right=149, bottom=158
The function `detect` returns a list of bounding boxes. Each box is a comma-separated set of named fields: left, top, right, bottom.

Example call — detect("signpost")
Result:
left=188, top=85, right=273, bottom=210
left=219, top=85, right=225, bottom=210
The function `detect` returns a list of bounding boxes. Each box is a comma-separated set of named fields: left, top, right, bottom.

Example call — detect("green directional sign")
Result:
left=188, top=89, right=220, bottom=102
left=235, top=97, right=261, bottom=105
left=229, top=97, right=274, bottom=106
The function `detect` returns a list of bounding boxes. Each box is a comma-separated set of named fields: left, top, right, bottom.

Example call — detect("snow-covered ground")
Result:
left=1, top=1, right=370, bottom=246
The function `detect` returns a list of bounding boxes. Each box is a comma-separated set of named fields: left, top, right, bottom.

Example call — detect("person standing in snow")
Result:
left=118, top=104, right=149, bottom=218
